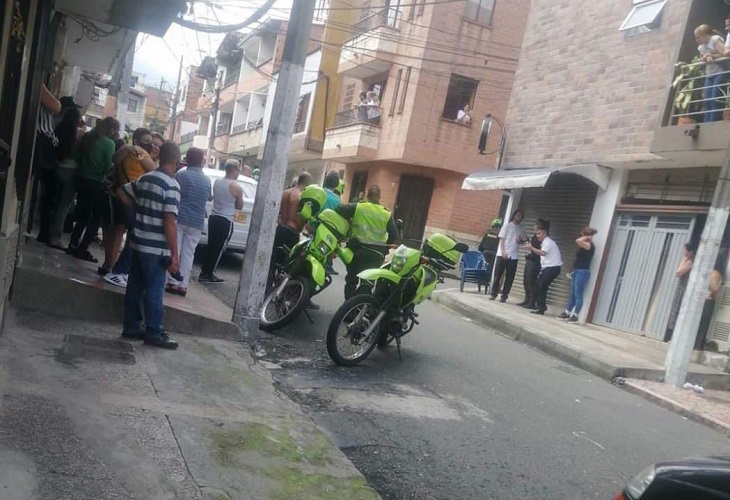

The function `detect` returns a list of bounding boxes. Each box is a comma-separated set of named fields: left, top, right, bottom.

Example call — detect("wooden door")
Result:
left=394, top=175, right=434, bottom=242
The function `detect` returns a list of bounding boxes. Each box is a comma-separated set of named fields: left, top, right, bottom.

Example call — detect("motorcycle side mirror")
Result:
left=453, top=242, right=469, bottom=253
left=396, top=219, right=404, bottom=230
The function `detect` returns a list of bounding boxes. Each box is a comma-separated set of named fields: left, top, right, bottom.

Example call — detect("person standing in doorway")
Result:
left=490, top=210, right=526, bottom=303
left=167, top=148, right=211, bottom=297
left=559, top=227, right=598, bottom=322
left=478, top=218, right=502, bottom=268
left=527, top=223, right=563, bottom=315
left=518, top=219, right=547, bottom=309
left=117, top=141, right=181, bottom=349
left=199, top=160, right=243, bottom=283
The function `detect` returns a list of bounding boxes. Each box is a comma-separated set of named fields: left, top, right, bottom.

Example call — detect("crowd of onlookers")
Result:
left=32, top=86, right=252, bottom=350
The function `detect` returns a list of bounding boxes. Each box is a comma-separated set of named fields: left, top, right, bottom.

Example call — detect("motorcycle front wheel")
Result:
left=259, top=276, right=311, bottom=331
left=327, top=295, right=384, bottom=367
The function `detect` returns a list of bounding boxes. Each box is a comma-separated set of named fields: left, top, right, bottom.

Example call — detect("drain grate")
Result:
left=55, top=334, right=136, bottom=365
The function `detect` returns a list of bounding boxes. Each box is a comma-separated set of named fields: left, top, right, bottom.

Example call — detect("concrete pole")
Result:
left=233, top=0, right=316, bottom=348
left=115, top=45, right=135, bottom=131
left=170, top=57, right=184, bottom=140
left=665, top=147, right=730, bottom=386
left=207, top=71, right=222, bottom=167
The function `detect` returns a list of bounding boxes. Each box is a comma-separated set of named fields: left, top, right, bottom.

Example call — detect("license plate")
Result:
left=234, top=213, right=247, bottom=224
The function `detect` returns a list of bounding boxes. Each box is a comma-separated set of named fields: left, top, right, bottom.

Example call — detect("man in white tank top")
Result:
left=199, top=160, right=243, bottom=283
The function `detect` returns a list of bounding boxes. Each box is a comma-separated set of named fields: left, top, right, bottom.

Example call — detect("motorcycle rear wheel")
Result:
left=327, top=295, right=383, bottom=367
left=259, top=277, right=311, bottom=331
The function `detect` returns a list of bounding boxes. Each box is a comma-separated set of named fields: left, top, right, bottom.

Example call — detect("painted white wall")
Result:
left=126, top=94, right=146, bottom=129
left=582, top=168, right=627, bottom=324
left=180, top=120, right=197, bottom=136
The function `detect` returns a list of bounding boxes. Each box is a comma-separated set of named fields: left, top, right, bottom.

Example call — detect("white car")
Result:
left=197, top=168, right=258, bottom=253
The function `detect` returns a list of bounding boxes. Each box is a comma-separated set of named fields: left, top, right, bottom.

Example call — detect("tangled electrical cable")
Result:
left=65, top=14, right=121, bottom=43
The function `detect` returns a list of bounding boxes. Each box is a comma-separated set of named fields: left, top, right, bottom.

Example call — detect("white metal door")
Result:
left=595, top=214, right=694, bottom=339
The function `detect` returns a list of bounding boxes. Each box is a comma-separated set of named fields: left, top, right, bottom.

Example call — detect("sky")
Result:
left=133, top=0, right=293, bottom=91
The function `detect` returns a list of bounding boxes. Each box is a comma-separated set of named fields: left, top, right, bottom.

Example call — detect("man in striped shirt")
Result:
left=118, top=141, right=181, bottom=349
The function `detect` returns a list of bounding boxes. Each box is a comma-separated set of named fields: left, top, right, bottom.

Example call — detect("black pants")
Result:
left=34, top=134, right=59, bottom=243
left=202, top=214, right=233, bottom=276
left=344, top=244, right=386, bottom=300
left=70, top=177, right=105, bottom=252
left=535, top=266, right=561, bottom=312
left=491, top=257, right=518, bottom=299
left=523, top=259, right=541, bottom=307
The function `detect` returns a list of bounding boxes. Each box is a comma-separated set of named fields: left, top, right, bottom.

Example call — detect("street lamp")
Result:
left=478, top=114, right=507, bottom=170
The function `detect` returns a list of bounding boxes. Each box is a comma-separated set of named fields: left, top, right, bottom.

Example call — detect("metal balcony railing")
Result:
left=353, top=7, right=400, bottom=35
left=180, top=131, right=196, bottom=144
left=669, top=57, right=730, bottom=125
left=231, top=118, right=264, bottom=135
left=333, top=106, right=382, bottom=127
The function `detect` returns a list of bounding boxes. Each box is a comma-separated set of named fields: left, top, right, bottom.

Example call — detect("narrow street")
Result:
left=197, top=252, right=728, bottom=500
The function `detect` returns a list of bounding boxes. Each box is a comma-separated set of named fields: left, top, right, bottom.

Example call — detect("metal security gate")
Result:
left=594, top=214, right=694, bottom=339
left=515, top=175, right=598, bottom=308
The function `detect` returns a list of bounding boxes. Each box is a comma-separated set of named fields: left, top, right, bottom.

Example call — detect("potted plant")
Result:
left=672, top=58, right=705, bottom=125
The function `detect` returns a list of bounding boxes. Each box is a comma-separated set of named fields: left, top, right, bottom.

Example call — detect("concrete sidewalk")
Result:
left=12, top=240, right=239, bottom=341
left=0, top=306, right=379, bottom=500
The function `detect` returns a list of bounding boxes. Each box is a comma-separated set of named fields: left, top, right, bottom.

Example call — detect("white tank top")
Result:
left=212, top=177, right=236, bottom=220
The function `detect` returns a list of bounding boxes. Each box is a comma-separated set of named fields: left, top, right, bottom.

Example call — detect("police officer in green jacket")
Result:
left=337, top=185, right=399, bottom=299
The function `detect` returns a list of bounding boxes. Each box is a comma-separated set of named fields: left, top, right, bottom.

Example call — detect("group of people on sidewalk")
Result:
left=31, top=86, right=253, bottom=350
left=481, top=211, right=597, bottom=322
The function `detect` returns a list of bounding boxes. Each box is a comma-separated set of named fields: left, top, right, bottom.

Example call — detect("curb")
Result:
left=431, top=292, right=730, bottom=390
left=620, top=380, right=730, bottom=437
left=12, top=266, right=241, bottom=341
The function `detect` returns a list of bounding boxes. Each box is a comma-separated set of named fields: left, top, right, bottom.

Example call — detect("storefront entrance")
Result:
left=594, top=214, right=695, bottom=340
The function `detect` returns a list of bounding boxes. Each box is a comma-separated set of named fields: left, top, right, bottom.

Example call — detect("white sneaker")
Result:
left=104, top=273, right=128, bottom=288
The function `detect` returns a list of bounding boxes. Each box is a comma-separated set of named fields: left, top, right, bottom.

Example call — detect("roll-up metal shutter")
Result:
left=514, top=174, right=598, bottom=308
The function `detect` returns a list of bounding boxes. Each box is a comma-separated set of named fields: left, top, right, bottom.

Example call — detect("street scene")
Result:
left=2, top=0, right=730, bottom=499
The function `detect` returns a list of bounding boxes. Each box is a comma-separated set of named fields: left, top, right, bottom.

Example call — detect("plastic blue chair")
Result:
left=460, top=251, right=490, bottom=293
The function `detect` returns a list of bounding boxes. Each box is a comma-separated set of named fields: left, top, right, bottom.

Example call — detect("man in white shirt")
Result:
left=527, top=225, right=563, bottom=315
left=490, top=210, right=527, bottom=302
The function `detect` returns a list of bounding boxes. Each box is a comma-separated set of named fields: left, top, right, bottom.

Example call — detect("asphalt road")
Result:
left=196, top=251, right=729, bottom=500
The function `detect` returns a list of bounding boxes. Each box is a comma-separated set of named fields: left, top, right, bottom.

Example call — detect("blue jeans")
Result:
left=124, top=250, right=167, bottom=339
left=566, top=269, right=591, bottom=315
left=704, top=73, right=727, bottom=123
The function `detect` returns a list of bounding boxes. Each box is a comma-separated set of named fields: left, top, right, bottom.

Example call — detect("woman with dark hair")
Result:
left=48, top=108, right=85, bottom=250
left=67, top=116, right=120, bottom=263
left=559, top=226, right=598, bottom=322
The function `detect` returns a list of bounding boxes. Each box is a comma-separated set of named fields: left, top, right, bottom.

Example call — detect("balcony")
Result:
left=651, top=58, right=730, bottom=168
left=228, top=119, right=264, bottom=155
left=338, top=8, right=400, bottom=79
left=322, top=108, right=382, bottom=163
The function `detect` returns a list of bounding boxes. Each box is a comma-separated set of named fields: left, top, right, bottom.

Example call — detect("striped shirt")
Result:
left=122, top=170, right=181, bottom=256
left=176, top=167, right=211, bottom=230
left=37, top=107, right=58, bottom=146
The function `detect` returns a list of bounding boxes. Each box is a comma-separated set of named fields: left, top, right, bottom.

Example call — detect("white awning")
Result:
left=462, top=164, right=612, bottom=191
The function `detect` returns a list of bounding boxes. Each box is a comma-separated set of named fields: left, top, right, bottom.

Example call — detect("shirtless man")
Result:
left=275, top=172, right=313, bottom=251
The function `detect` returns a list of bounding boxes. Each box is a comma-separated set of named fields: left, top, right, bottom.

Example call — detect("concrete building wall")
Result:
left=502, top=0, right=692, bottom=169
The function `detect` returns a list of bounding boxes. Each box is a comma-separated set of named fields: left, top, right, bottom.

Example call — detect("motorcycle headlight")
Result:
left=625, top=465, right=655, bottom=499
left=391, top=254, right=406, bottom=273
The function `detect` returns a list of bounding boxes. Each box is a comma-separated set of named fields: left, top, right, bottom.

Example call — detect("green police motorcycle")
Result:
left=260, top=185, right=353, bottom=331
left=326, top=233, right=468, bottom=366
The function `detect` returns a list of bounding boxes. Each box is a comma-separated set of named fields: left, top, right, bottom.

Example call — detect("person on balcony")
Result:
left=356, top=91, right=369, bottom=123
left=558, top=227, right=598, bottom=323
left=695, top=24, right=727, bottom=122
left=366, top=91, right=381, bottom=123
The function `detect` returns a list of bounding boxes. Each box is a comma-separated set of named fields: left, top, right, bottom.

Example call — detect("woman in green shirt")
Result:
left=68, top=117, right=120, bottom=262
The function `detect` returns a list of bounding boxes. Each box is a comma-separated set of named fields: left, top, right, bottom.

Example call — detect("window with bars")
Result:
left=128, top=98, right=138, bottom=113
left=464, top=0, right=495, bottom=26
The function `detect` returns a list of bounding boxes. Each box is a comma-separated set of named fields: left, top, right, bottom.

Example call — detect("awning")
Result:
left=462, top=165, right=612, bottom=191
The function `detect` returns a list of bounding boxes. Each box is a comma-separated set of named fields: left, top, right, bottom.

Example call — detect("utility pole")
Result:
left=115, top=45, right=135, bottom=130
left=152, top=77, right=165, bottom=132
left=233, top=0, right=316, bottom=349
left=170, top=56, right=184, bottom=140
left=207, top=70, right=223, bottom=168
left=665, top=146, right=730, bottom=386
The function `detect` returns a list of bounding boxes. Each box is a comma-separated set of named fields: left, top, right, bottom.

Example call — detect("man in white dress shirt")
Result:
left=490, top=210, right=527, bottom=303
left=527, top=224, right=563, bottom=315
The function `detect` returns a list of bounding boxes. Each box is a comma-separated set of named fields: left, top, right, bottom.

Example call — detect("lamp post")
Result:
left=478, top=114, right=507, bottom=170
